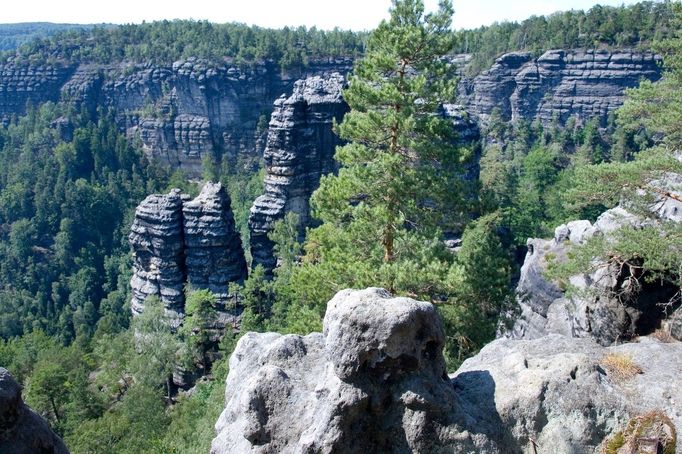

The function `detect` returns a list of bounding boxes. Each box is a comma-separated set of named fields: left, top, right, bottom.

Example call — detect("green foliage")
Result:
left=0, top=104, right=174, bottom=342
left=7, top=20, right=366, bottom=67
left=455, top=1, right=680, bottom=75
left=440, top=213, right=512, bottom=366
left=182, top=289, right=217, bottom=370
left=293, top=0, right=462, bottom=308
left=546, top=9, right=682, bottom=313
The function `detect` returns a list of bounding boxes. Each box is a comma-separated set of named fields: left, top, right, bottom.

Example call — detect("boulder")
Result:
left=0, top=367, right=70, bottom=454
left=211, top=289, right=682, bottom=453
left=211, top=288, right=466, bottom=453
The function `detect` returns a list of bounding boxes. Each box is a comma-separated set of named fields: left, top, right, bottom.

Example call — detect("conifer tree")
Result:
left=312, top=0, right=461, bottom=263
left=285, top=0, right=462, bottom=308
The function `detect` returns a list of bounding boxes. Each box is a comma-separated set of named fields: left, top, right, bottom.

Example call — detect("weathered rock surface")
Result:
left=0, top=57, right=353, bottom=175
left=460, top=49, right=662, bottom=125
left=0, top=62, right=76, bottom=126
left=0, top=49, right=662, bottom=176
left=0, top=367, right=70, bottom=454
left=183, top=182, right=248, bottom=328
left=212, top=288, right=682, bottom=453
left=509, top=174, right=682, bottom=344
left=248, top=73, right=348, bottom=272
left=212, top=288, right=465, bottom=454
left=129, top=183, right=247, bottom=327
left=453, top=334, right=682, bottom=453
left=129, top=189, right=186, bottom=324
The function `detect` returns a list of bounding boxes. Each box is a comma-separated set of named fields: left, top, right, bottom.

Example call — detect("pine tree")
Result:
left=313, top=0, right=461, bottom=259
left=289, top=0, right=462, bottom=308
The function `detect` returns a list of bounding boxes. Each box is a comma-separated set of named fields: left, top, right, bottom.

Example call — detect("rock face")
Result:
left=0, top=57, right=353, bottom=175
left=1, top=49, right=657, bottom=174
left=129, top=183, right=247, bottom=326
left=510, top=172, right=682, bottom=345
left=460, top=49, right=662, bottom=125
left=248, top=73, right=348, bottom=272
left=212, top=288, right=682, bottom=453
left=212, top=288, right=463, bottom=453
left=0, top=367, right=70, bottom=454
left=453, top=334, right=682, bottom=453
left=129, top=190, right=187, bottom=324
left=183, top=182, right=248, bottom=327
left=0, top=62, right=76, bottom=126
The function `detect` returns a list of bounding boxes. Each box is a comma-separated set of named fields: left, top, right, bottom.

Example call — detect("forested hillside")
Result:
left=0, top=23, right=98, bottom=51
left=0, top=1, right=680, bottom=452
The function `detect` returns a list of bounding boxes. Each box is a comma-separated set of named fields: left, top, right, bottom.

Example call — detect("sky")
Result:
left=2, top=0, right=643, bottom=30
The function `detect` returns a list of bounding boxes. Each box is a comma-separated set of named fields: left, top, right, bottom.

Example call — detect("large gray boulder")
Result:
left=211, top=288, right=468, bottom=453
left=453, top=335, right=682, bottom=453
left=212, top=289, right=682, bottom=453
left=0, top=367, right=70, bottom=454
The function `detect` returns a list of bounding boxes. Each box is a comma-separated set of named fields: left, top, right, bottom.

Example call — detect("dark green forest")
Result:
left=0, top=1, right=681, bottom=452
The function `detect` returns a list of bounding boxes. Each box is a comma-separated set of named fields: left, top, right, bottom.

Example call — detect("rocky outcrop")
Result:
left=0, top=61, right=76, bottom=126
left=53, top=58, right=353, bottom=177
left=461, top=49, right=662, bottom=125
left=129, top=190, right=186, bottom=325
left=212, top=288, right=682, bottom=453
left=212, top=288, right=464, bottom=453
left=453, top=334, right=682, bottom=453
left=0, top=367, right=70, bottom=454
left=183, top=182, right=248, bottom=328
left=248, top=73, right=348, bottom=272
left=129, top=183, right=247, bottom=326
left=509, top=173, right=682, bottom=344
left=247, top=77, right=483, bottom=273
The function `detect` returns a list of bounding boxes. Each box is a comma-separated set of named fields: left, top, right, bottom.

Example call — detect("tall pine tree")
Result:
left=287, top=0, right=465, bottom=310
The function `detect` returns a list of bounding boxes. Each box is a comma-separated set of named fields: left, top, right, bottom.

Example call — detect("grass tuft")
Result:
left=600, top=353, right=643, bottom=381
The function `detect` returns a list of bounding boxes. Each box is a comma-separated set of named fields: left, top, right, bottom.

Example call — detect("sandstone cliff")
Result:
left=0, top=367, right=70, bottom=454
left=0, top=50, right=659, bottom=175
left=211, top=288, right=681, bottom=453
left=0, top=61, right=76, bottom=126
left=248, top=73, right=348, bottom=272
left=460, top=49, right=662, bottom=125
left=129, top=183, right=247, bottom=327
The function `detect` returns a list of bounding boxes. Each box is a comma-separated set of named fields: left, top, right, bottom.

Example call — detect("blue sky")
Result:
left=3, top=0, right=642, bottom=30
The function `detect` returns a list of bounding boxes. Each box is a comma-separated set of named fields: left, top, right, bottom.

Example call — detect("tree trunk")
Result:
left=383, top=223, right=395, bottom=263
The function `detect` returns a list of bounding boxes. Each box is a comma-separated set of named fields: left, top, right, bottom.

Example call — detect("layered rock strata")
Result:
left=0, top=62, right=76, bottom=126
left=129, top=183, right=247, bottom=326
left=183, top=182, right=248, bottom=328
left=0, top=367, right=70, bottom=454
left=129, top=189, right=186, bottom=324
left=211, top=288, right=682, bottom=453
left=460, top=49, right=662, bottom=125
left=58, top=58, right=353, bottom=177
left=248, top=73, right=348, bottom=272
